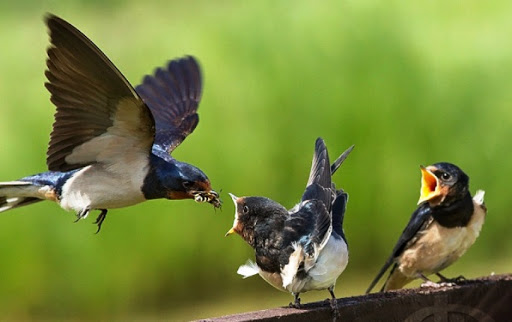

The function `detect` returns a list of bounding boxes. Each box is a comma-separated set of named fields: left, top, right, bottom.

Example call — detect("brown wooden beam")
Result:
left=199, top=274, right=512, bottom=321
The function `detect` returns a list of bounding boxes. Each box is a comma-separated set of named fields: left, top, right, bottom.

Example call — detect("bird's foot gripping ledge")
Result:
left=420, top=280, right=456, bottom=288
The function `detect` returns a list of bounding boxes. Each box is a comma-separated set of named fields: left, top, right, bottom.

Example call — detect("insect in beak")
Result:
left=193, top=190, right=222, bottom=208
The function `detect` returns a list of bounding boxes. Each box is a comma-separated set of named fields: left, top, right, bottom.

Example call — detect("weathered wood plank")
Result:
left=200, top=274, right=512, bottom=322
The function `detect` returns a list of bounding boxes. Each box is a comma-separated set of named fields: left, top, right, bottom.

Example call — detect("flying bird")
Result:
left=226, top=138, right=353, bottom=309
left=0, top=14, right=220, bottom=233
left=366, top=162, right=486, bottom=293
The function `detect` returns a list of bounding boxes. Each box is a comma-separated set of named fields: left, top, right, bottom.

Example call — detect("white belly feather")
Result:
left=238, top=235, right=349, bottom=294
left=284, top=235, right=348, bottom=293
left=399, top=191, right=486, bottom=277
left=59, top=155, right=150, bottom=213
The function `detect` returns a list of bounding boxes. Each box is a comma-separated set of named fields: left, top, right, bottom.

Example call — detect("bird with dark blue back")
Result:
left=226, top=138, right=354, bottom=312
left=0, top=14, right=221, bottom=233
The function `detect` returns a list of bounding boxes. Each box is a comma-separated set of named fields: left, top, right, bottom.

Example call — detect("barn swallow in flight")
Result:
left=366, top=162, right=486, bottom=293
left=226, top=138, right=354, bottom=310
left=0, top=14, right=220, bottom=233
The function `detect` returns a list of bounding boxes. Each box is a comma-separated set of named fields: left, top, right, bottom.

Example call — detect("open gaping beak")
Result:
left=418, top=165, right=441, bottom=205
left=225, top=193, right=239, bottom=236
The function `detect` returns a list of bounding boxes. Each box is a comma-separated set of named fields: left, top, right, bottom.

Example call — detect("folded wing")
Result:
left=366, top=204, right=433, bottom=293
left=281, top=200, right=332, bottom=287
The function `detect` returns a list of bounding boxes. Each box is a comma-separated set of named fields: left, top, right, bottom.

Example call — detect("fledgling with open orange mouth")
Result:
left=366, top=162, right=486, bottom=293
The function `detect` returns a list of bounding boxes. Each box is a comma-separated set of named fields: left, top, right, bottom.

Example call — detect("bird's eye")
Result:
left=243, top=205, right=249, bottom=214
left=182, top=181, right=193, bottom=189
left=441, top=172, right=451, bottom=180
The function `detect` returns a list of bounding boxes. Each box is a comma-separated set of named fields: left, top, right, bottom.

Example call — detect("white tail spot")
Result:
left=237, top=260, right=259, bottom=278
left=473, top=190, right=485, bottom=205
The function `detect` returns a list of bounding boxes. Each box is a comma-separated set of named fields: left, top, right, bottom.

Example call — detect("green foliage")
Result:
left=0, top=0, right=511, bottom=319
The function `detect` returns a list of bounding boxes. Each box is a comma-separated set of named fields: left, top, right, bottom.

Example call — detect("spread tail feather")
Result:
left=0, top=181, right=44, bottom=212
left=331, top=145, right=355, bottom=175
left=366, top=257, right=395, bottom=294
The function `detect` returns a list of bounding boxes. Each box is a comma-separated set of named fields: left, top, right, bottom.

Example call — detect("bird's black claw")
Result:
left=74, top=207, right=90, bottom=223
left=453, top=275, right=467, bottom=283
left=289, top=294, right=301, bottom=308
left=93, top=209, right=108, bottom=234
left=436, top=273, right=466, bottom=284
left=288, top=302, right=301, bottom=309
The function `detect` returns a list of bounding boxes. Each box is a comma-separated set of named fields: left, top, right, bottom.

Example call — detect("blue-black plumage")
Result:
left=21, top=171, right=78, bottom=196
left=226, top=138, right=354, bottom=310
left=0, top=14, right=220, bottom=233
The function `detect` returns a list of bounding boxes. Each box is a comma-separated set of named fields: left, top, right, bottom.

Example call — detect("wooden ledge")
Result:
left=200, top=274, right=512, bottom=321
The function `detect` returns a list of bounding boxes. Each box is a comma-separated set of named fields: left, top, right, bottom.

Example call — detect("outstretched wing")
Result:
left=365, top=204, right=433, bottom=293
left=301, top=138, right=333, bottom=210
left=135, top=56, right=202, bottom=155
left=45, top=14, right=154, bottom=172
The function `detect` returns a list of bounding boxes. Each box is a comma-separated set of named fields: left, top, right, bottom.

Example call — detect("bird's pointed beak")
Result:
left=418, top=165, right=441, bottom=204
left=228, top=193, right=238, bottom=203
left=225, top=193, right=240, bottom=237
left=225, top=227, right=236, bottom=237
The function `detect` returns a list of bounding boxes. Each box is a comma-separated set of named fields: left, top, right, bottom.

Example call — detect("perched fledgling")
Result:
left=366, top=163, right=486, bottom=293
left=226, top=138, right=354, bottom=308
left=0, top=14, right=220, bottom=233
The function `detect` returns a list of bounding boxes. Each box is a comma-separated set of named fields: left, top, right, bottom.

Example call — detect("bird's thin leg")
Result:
left=418, top=273, right=431, bottom=282
left=328, top=286, right=336, bottom=300
left=436, top=272, right=448, bottom=282
left=436, top=272, right=466, bottom=283
left=93, top=209, right=108, bottom=234
left=328, top=285, right=339, bottom=322
left=74, top=207, right=90, bottom=223
left=419, top=273, right=443, bottom=288
left=289, top=293, right=301, bottom=308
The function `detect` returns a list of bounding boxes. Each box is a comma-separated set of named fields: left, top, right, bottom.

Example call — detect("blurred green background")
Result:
left=0, top=0, right=511, bottom=320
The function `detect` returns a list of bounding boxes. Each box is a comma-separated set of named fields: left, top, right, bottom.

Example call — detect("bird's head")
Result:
left=418, top=162, right=469, bottom=207
left=168, top=161, right=221, bottom=208
left=225, top=194, right=286, bottom=243
left=144, top=157, right=221, bottom=208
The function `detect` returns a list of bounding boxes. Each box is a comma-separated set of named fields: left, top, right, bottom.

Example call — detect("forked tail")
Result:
left=0, top=181, right=44, bottom=212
